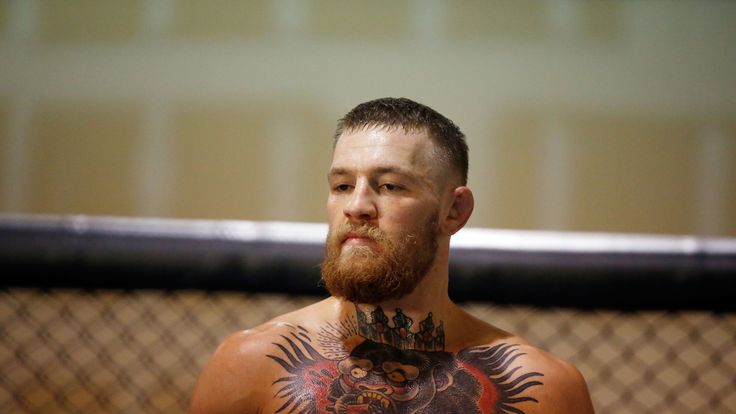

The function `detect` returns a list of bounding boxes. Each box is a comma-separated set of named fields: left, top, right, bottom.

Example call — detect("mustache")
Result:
left=333, top=223, right=387, bottom=242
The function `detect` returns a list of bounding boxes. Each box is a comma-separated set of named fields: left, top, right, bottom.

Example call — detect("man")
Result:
left=189, top=97, right=595, bottom=413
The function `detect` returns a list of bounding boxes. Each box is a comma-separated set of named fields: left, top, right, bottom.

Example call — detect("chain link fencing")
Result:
left=1, top=288, right=734, bottom=414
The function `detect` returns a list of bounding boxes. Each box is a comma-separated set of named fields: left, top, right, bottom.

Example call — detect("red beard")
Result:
left=321, top=215, right=439, bottom=304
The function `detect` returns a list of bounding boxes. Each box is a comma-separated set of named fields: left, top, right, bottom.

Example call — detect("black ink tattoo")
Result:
left=267, top=309, right=544, bottom=413
left=356, top=305, right=445, bottom=351
left=318, top=316, right=359, bottom=360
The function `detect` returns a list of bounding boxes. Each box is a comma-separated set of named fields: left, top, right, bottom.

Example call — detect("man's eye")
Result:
left=381, top=183, right=402, bottom=191
left=333, top=184, right=352, bottom=192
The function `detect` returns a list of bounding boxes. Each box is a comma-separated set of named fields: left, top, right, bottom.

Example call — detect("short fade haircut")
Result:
left=334, top=97, right=469, bottom=185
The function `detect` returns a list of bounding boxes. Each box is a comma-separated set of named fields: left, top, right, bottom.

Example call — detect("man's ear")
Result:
left=440, top=186, right=474, bottom=236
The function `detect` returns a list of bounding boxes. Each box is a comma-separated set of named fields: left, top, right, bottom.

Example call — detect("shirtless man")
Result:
left=189, top=97, right=595, bottom=414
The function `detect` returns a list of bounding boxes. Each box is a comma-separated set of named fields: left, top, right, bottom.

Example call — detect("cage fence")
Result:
left=1, top=289, right=735, bottom=414
left=1, top=215, right=735, bottom=413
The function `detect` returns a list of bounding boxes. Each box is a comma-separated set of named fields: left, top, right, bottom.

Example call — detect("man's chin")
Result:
left=340, top=244, right=378, bottom=258
left=335, top=256, right=374, bottom=273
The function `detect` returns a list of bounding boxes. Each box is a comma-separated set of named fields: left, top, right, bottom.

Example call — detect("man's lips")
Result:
left=342, top=232, right=374, bottom=245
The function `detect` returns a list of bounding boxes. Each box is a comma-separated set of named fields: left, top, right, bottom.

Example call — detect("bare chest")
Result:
left=257, top=333, right=543, bottom=414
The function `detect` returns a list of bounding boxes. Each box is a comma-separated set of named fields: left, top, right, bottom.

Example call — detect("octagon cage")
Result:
left=1, top=215, right=734, bottom=413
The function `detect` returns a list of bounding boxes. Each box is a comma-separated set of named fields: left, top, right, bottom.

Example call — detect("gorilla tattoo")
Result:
left=267, top=322, right=543, bottom=413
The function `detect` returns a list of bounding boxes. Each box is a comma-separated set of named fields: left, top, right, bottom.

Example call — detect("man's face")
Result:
left=321, top=127, right=443, bottom=303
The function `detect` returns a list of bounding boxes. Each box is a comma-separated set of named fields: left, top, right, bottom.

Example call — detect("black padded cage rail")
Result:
left=1, top=214, right=734, bottom=311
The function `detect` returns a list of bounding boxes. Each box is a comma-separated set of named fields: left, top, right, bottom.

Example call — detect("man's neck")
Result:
left=331, top=279, right=458, bottom=353
left=350, top=301, right=450, bottom=351
left=332, top=248, right=459, bottom=350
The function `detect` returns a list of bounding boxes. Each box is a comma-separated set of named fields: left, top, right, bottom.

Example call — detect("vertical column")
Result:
left=694, top=125, right=732, bottom=235
left=136, top=100, right=174, bottom=217
left=270, top=1, right=308, bottom=220
left=2, top=0, right=40, bottom=212
left=137, top=0, right=175, bottom=216
left=266, top=110, right=306, bottom=221
left=544, top=0, right=581, bottom=41
left=142, top=0, right=173, bottom=38
left=274, top=0, right=307, bottom=38
left=5, top=0, right=39, bottom=41
left=536, top=115, right=573, bottom=230
left=411, top=0, right=446, bottom=43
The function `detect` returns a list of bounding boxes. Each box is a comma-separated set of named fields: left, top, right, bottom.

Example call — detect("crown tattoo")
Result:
left=355, top=304, right=445, bottom=351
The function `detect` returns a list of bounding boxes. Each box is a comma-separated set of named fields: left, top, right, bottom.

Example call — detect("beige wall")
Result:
left=1, top=0, right=734, bottom=236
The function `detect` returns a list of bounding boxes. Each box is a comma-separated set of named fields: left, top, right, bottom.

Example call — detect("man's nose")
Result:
left=344, top=183, right=377, bottom=222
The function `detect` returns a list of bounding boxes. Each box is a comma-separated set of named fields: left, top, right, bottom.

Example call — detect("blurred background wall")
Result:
left=0, top=0, right=734, bottom=236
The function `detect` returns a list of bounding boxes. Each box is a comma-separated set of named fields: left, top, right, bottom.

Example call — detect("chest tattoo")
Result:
left=267, top=307, right=543, bottom=414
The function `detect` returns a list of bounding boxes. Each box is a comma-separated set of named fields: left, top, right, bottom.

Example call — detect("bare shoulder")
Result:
left=455, top=311, right=594, bottom=413
left=500, top=338, right=595, bottom=414
left=188, top=298, right=335, bottom=413
left=188, top=319, right=304, bottom=414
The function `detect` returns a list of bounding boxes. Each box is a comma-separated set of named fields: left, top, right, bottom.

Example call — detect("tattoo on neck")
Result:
left=355, top=304, right=445, bottom=351
left=266, top=310, right=544, bottom=413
